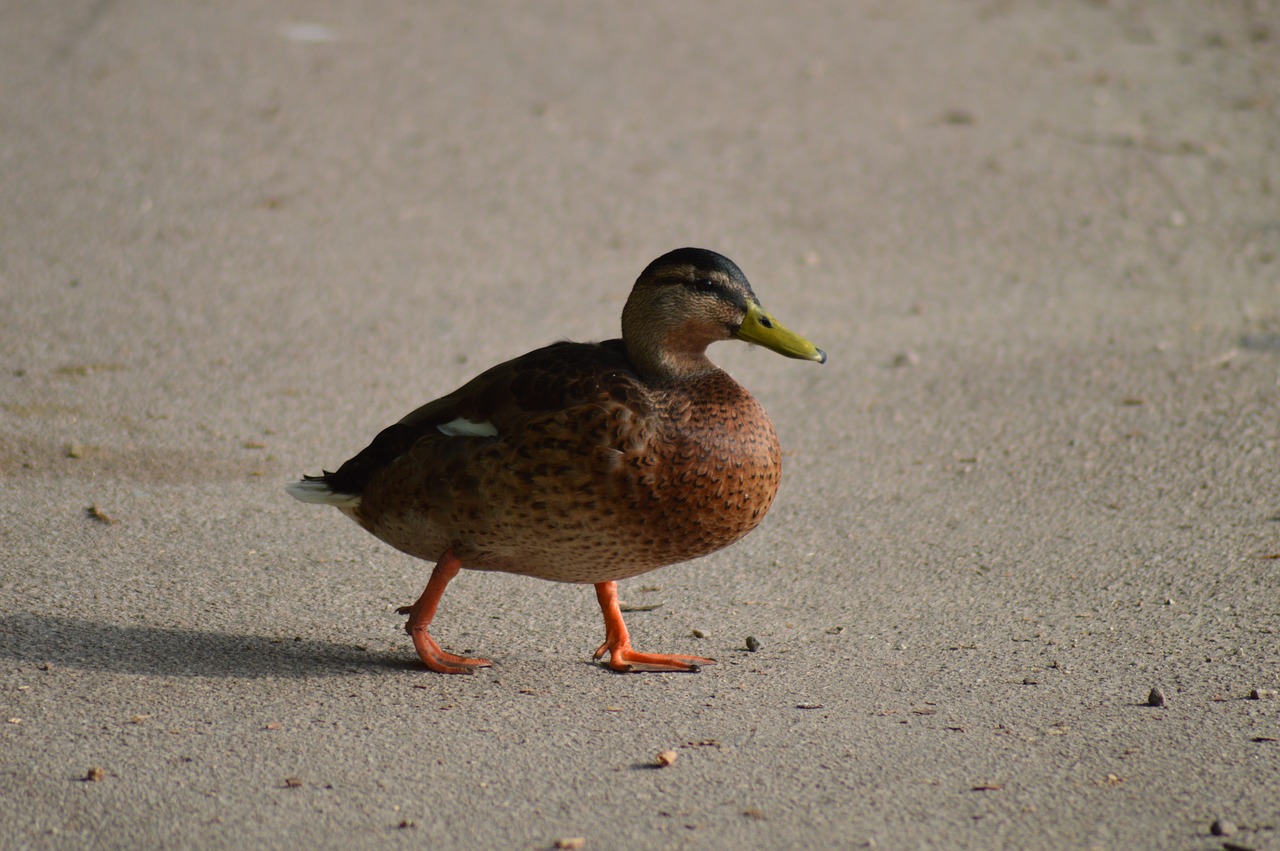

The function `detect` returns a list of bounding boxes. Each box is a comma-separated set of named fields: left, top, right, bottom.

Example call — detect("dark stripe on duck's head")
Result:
left=636, top=247, right=758, bottom=309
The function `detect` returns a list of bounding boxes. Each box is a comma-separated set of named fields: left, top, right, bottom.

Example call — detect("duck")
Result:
left=287, top=247, right=825, bottom=673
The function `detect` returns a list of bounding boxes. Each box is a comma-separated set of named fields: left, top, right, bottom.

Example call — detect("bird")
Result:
left=287, top=247, right=825, bottom=673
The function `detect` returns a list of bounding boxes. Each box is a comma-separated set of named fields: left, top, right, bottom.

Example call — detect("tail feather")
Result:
left=285, top=477, right=361, bottom=508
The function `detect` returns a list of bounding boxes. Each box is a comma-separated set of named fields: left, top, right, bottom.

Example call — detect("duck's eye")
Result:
left=691, top=277, right=718, bottom=293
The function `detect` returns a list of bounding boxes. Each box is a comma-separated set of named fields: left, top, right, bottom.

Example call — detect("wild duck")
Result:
left=287, top=247, right=825, bottom=673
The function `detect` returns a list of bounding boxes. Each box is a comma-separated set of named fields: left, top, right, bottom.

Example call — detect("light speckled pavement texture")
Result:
left=3, top=2, right=1278, bottom=849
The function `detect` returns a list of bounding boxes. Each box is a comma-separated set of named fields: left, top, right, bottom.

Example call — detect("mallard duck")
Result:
left=287, top=247, right=825, bottom=673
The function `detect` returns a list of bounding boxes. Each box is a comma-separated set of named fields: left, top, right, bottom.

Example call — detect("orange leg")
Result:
left=396, top=549, right=492, bottom=674
left=591, top=581, right=714, bottom=673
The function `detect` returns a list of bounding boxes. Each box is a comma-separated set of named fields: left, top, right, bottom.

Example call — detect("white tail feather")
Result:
left=285, top=479, right=361, bottom=508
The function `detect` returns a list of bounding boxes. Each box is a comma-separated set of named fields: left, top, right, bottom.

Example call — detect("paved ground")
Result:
left=2, top=1, right=1278, bottom=849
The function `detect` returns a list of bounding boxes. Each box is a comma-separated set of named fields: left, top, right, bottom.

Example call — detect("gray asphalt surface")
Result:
left=3, top=2, right=1278, bottom=849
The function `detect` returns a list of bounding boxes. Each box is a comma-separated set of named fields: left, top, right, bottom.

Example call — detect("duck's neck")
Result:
left=624, top=325, right=721, bottom=384
left=631, top=348, right=716, bottom=383
left=622, top=288, right=731, bottom=383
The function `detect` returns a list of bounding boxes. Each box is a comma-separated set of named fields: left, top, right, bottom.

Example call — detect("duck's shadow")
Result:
left=0, top=612, right=415, bottom=678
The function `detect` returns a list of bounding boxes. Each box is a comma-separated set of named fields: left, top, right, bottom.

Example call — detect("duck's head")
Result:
left=622, top=247, right=827, bottom=382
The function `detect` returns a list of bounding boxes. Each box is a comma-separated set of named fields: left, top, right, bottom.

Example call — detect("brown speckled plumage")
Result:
left=289, top=247, right=825, bottom=673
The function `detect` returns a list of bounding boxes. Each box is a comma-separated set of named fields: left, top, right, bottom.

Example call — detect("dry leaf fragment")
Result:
left=84, top=767, right=106, bottom=782
left=656, top=750, right=678, bottom=767
left=971, top=783, right=1003, bottom=791
left=283, top=776, right=303, bottom=788
left=86, top=505, right=116, bottom=525
left=554, top=838, right=586, bottom=850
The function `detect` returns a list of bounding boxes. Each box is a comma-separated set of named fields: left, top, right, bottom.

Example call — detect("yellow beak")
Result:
left=735, top=302, right=827, bottom=363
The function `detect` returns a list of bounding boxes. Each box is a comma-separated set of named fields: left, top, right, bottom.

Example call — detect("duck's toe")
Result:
left=592, top=642, right=715, bottom=673
left=412, top=630, right=492, bottom=674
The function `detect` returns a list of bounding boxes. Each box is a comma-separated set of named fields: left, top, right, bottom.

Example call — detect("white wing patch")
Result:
left=436, top=416, right=499, bottom=438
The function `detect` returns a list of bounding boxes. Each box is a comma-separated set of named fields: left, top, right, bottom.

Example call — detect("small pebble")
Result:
left=1248, top=688, right=1277, bottom=700
left=655, top=750, right=678, bottom=767
left=1146, top=687, right=1166, bottom=707
left=1210, top=819, right=1237, bottom=837
left=84, top=767, right=106, bottom=782
left=745, top=636, right=761, bottom=652
left=554, top=838, right=586, bottom=850
left=691, top=629, right=706, bottom=639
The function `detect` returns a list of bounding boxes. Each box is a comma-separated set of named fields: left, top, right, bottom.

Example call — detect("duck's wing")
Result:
left=311, top=339, right=645, bottom=498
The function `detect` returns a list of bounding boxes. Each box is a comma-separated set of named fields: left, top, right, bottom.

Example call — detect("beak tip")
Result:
left=814, top=348, right=827, bottom=364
